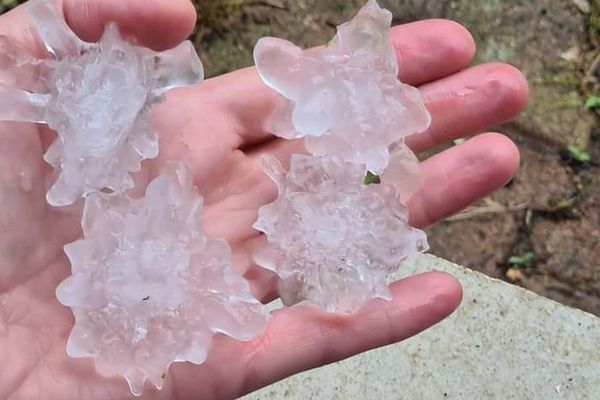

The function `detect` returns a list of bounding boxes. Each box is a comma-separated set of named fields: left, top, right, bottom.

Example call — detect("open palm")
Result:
left=0, top=0, right=527, bottom=399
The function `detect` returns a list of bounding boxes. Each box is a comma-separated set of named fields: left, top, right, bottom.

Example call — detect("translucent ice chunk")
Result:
left=253, top=154, right=429, bottom=314
left=254, top=0, right=431, bottom=174
left=152, top=41, right=205, bottom=98
left=381, top=143, right=423, bottom=203
left=56, top=163, right=270, bottom=396
left=28, top=0, right=85, bottom=58
left=0, top=0, right=204, bottom=206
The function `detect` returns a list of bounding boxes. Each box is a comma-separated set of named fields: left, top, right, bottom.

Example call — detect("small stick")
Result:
left=245, top=0, right=287, bottom=10
left=446, top=198, right=528, bottom=222
left=586, top=52, right=600, bottom=77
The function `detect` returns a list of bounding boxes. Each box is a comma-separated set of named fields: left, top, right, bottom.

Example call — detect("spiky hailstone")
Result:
left=0, top=0, right=204, bottom=206
left=56, top=163, right=270, bottom=395
left=253, top=154, right=429, bottom=314
left=253, top=0, right=431, bottom=174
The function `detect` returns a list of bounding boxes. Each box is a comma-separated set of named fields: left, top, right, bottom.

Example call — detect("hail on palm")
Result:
left=0, top=0, right=203, bottom=206
left=252, top=0, right=432, bottom=313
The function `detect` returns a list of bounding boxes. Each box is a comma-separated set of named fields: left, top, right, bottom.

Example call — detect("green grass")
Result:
left=507, top=252, right=535, bottom=269
left=567, top=145, right=591, bottom=163
left=0, top=0, right=26, bottom=11
left=364, top=171, right=381, bottom=185
left=585, top=96, right=600, bottom=110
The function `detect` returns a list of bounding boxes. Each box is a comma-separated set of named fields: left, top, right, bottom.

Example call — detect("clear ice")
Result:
left=252, top=0, right=431, bottom=313
left=0, top=0, right=269, bottom=395
left=56, top=163, right=270, bottom=395
left=253, top=0, right=431, bottom=174
left=0, top=0, right=204, bottom=206
left=253, top=155, right=428, bottom=314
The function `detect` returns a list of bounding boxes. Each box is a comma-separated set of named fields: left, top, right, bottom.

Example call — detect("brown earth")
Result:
left=1, top=1, right=599, bottom=316
left=429, top=132, right=600, bottom=316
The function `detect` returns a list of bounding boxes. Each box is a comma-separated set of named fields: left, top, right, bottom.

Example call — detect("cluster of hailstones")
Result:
left=0, top=0, right=269, bottom=395
left=0, top=0, right=433, bottom=395
left=252, top=0, right=432, bottom=314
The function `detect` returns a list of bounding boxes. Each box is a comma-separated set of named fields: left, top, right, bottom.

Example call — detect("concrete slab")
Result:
left=243, top=254, right=600, bottom=400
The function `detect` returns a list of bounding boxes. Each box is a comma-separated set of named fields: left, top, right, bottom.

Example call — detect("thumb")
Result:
left=0, top=0, right=197, bottom=53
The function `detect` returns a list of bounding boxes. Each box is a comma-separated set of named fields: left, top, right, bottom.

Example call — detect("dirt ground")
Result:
left=1, top=1, right=599, bottom=316
left=428, top=131, right=600, bottom=316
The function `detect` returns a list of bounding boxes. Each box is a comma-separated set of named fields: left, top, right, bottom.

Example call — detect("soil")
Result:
left=2, top=1, right=599, bottom=316
left=429, top=132, right=600, bottom=316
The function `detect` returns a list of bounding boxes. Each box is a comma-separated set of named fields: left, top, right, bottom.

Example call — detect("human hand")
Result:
left=0, top=0, right=527, bottom=399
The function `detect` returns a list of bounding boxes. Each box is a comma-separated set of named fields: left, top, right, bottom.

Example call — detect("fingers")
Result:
left=408, top=132, right=520, bottom=228
left=197, top=19, right=476, bottom=146
left=0, top=0, right=196, bottom=53
left=407, top=63, right=529, bottom=153
left=171, top=271, right=462, bottom=399
left=393, top=19, right=475, bottom=85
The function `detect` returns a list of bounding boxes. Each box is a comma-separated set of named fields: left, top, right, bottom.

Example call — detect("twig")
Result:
left=586, top=52, right=600, bottom=77
left=447, top=198, right=528, bottom=222
left=245, top=0, right=287, bottom=10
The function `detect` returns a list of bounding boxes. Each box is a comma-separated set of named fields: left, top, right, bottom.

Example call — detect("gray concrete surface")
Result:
left=244, top=254, right=600, bottom=400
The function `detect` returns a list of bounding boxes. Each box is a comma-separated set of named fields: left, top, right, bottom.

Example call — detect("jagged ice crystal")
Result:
left=254, top=0, right=431, bottom=174
left=253, top=154, right=429, bottom=314
left=56, top=163, right=270, bottom=395
left=0, top=0, right=204, bottom=206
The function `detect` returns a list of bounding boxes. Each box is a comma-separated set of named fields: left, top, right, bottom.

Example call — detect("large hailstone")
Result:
left=253, top=0, right=431, bottom=174
left=56, top=163, right=270, bottom=395
left=253, top=154, right=429, bottom=314
left=0, top=0, right=204, bottom=206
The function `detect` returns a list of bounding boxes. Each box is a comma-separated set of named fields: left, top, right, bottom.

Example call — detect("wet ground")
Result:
left=2, top=1, right=599, bottom=316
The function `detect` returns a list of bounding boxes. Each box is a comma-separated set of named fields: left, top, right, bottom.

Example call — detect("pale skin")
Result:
left=0, top=0, right=528, bottom=399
